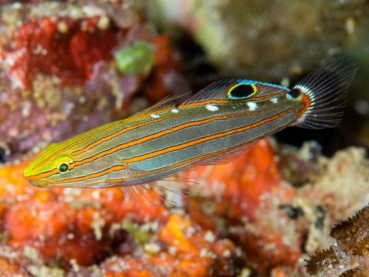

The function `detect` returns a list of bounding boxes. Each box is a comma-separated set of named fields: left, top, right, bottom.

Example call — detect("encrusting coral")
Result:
left=306, top=205, right=369, bottom=276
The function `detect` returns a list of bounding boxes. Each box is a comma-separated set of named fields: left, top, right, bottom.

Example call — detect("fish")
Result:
left=23, top=57, right=357, bottom=190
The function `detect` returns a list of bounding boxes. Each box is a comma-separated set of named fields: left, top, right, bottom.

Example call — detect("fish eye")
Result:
left=287, top=88, right=301, bottom=99
left=59, top=163, right=69, bottom=173
left=53, top=155, right=74, bottom=173
left=228, top=84, right=257, bottom=99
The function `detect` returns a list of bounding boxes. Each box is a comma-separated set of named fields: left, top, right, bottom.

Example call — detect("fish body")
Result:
left=23, top=57, right=358, bottom=189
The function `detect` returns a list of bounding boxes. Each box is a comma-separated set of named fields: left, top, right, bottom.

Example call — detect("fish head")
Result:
left=23, top=142, right=76, bottom=188
left=23, top=136, right=130, bottom=189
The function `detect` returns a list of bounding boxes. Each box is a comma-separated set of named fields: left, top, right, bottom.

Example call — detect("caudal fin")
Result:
left=293, top=57, right=358, bottom=129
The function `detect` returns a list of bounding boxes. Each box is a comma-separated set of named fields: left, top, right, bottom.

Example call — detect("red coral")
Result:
left=0, top=139, right=304, bottom=274
left=237, top=139, right=286, bottom=219
left=3, top=16, right=124, bottom=88
left=101, top=214, right=241, bottom=277
left=0, top=157, right=241, bottom=273
left=1, top=159, right=168, bottom=266
left=181, top=139, right=302, bottom=274
left=6, top=193, right=110, bottom=265
left=183, top=139, right=288, bottom=220
left=0, top=256, right=31, bottom=277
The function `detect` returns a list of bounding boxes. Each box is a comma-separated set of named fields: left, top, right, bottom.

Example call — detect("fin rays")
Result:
left=294, top=56, right=358, bottom=129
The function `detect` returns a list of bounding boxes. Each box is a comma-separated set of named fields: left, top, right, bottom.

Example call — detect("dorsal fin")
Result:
left=183, top=80, right=235, bottom=103
left=131, top=94, right=185, bottom=118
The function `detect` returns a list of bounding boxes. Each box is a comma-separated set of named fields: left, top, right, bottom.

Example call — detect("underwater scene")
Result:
left=1, top=0, right=369, bottom=276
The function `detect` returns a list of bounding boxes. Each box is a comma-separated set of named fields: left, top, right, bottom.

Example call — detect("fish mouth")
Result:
left=22, top=166, right=33, bottom=179
left=28, top=179, right=79, bottom=188
left=27, top=179, right=53, bottom=188
left=28, top=180, right=44, bottom=188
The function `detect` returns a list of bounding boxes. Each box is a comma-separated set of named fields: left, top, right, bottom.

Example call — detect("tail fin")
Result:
left=293, top=57, right=358, bottom=129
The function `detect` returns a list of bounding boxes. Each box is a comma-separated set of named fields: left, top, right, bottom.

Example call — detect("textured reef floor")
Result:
left=2, top=140, right=369, bottom=276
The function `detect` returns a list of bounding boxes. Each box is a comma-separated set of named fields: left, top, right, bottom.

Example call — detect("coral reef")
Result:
left=1, top=139, right=369, bottom=276
left=0, top=152, right=244, bottom=276
left=306, top=205, right=369, bottom=276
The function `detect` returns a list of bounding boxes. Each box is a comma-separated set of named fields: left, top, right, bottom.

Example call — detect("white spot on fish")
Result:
left=247, top=102, right=258, bottom=111
left=171, top=108, right=179, bottom=113
left=150, top=114, right=160, bottom=119
left=205, top=104, right=219, bottom=112
left=270, top=97, right=278, bottom=104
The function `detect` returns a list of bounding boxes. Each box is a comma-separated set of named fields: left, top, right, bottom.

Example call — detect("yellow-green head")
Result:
left=23, top=143, right=76, bottom=188
left=22, top=120, right=127, bottom=188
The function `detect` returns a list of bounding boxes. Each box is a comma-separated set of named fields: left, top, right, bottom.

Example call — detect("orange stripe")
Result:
left=46, top=145, right=240, bottom=186
left=31, top=94, right=287, bottom=183
left=179, top=93, right=282, bottom=109
left=125, top=109, right=292, bottom=163
left=104, top=141, right=253, bottom=185
left=44, top=120, right=287, bottom=187
left=297, top=94, right=311, bottom=118
left=69, top=109, right=290, bottom=184
left=74, top=109, right=259, bottom=167
left=32, top=121, right=124, bottom=170
left=125, top=107, right=173, bottom=122
left=32, top=137, right=89, bottom=170
left=123, top=116, right=292, bottom=181
left=130, top=145, right=240, bottom=179
left=27, top=168, right=59, bottom=180
left=34, top=93, right=282, bottom=170
left=49, top=164, right=128, bottom=184
left=71, top=115, right=176, bottom=157
left=34, top=107, right=175, bottom=169
left=127, top=92, right=283, bottom=121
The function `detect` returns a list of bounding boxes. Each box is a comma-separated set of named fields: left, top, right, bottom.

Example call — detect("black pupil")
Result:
left=59, top=163, right=68, bottom=172
left=287, top=88, right=301, bottom=99
left=229, top=84, right=255, bottom=99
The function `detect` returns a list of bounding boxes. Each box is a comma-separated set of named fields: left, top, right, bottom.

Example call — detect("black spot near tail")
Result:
left=293, top=56, right=358, bottom=129
left=286, top=88, right=301, bottom=99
